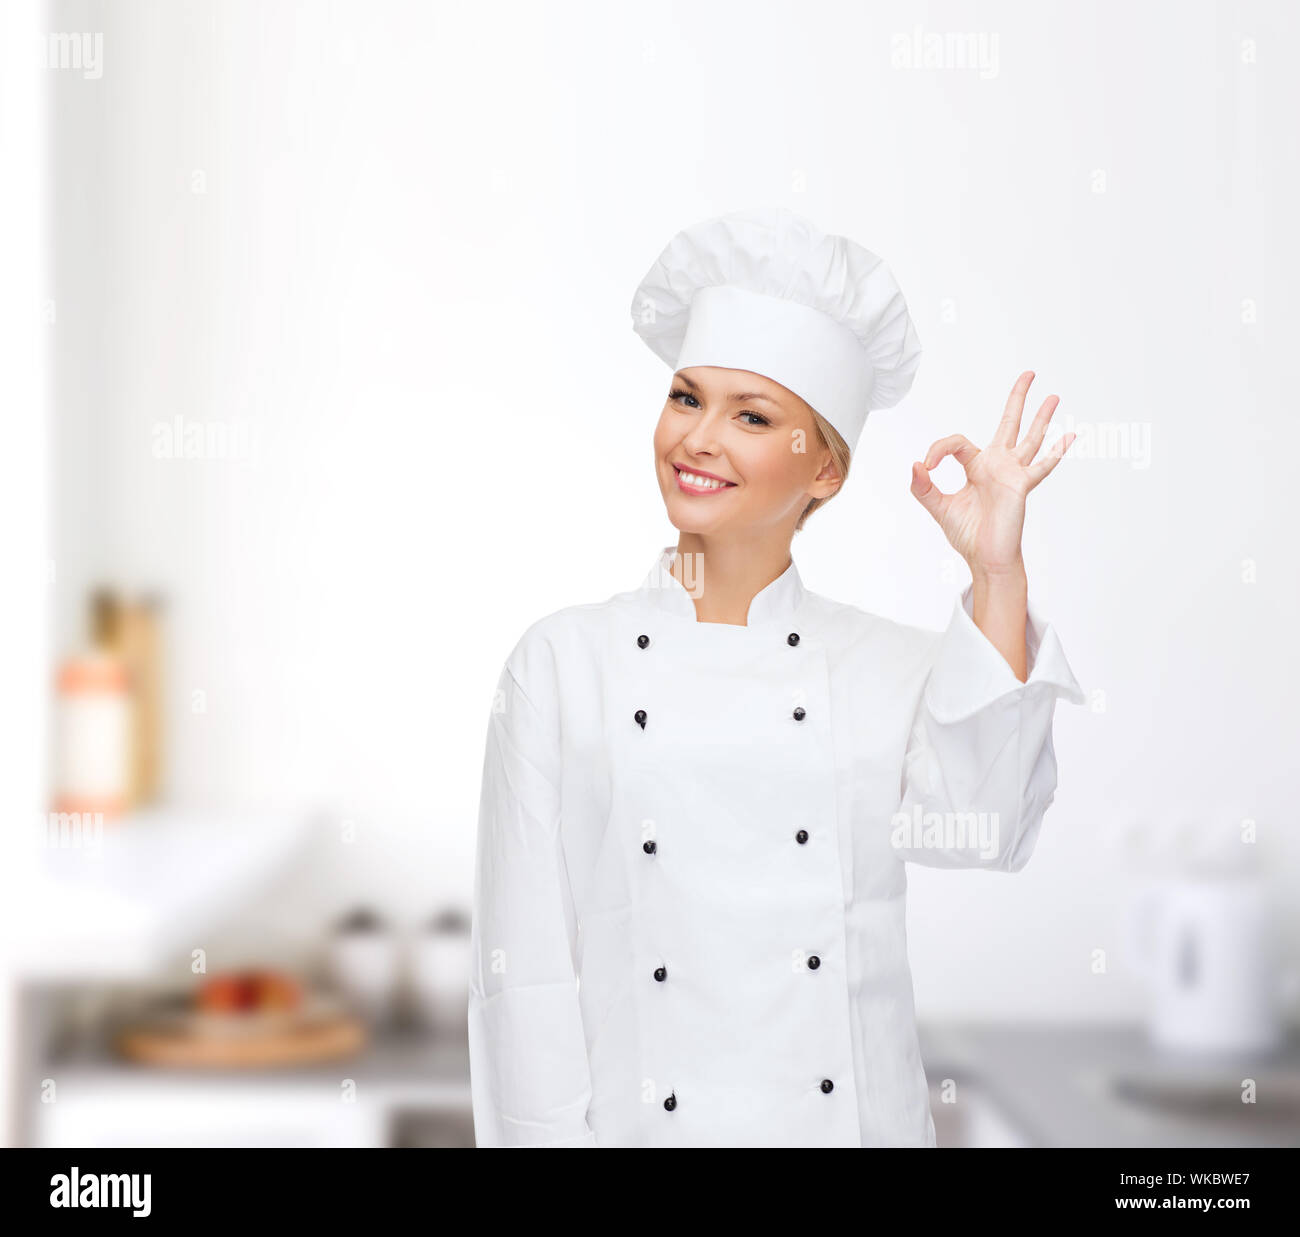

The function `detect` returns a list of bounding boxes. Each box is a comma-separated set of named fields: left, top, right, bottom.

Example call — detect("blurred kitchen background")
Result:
left=1, top=0, right=1298, bottom=1148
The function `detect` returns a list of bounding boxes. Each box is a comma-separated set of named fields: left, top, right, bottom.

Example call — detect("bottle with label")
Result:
left=52, top=589, right=131, bottom=820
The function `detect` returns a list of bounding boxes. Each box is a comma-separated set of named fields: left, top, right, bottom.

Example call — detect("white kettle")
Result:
left=1124, top=874, right=1285, bottom=1055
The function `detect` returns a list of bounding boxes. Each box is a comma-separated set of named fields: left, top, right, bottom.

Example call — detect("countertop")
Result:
left=918, top=1022, right=1300, bottom=1147
left=33, top=1021, right=1300, bottom=1147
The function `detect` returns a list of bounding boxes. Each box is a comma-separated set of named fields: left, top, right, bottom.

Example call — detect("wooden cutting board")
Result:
left=115, top=1012, right=367, bottom=1069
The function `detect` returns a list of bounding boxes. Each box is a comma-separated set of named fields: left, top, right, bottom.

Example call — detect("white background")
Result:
left=29, top=0, right=1300, bottom=1023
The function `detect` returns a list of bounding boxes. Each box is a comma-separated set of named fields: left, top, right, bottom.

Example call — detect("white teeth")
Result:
left=678, top=469, right=729, bottom=490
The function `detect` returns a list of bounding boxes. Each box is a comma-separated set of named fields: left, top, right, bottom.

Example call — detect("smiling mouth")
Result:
left=673, top=465, right=737, bottom=495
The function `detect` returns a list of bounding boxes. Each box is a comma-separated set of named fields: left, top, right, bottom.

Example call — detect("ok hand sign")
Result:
left=909, top=371, right=1074, bottom=578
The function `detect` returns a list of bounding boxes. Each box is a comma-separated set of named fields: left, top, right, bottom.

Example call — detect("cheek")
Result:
left=736, top=437, right=807, bottom=491
left=652, top=411, right=674, bottom=455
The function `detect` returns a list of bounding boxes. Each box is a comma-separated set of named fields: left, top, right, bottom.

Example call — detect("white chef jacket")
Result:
left=468, top=544, right=1084, bottom=1147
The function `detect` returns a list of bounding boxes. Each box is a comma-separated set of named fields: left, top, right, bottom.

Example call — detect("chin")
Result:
left=662, top=503, right=728, bottom=537
left=655, top=491, right=717, bottom=532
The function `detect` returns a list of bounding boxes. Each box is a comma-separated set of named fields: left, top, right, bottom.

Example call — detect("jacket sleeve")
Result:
left=890, top=582, right=1085, bottom=873
left=467, top=654, right=598, bottom=1147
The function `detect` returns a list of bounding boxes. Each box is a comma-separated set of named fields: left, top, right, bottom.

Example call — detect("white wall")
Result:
left=2, top=0, right=53, bottom=1148
left=49, top=0, right=1300, bottom=1017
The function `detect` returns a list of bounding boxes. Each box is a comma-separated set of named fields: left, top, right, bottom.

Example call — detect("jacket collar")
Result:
left=636, top=544, right=806, bottom=628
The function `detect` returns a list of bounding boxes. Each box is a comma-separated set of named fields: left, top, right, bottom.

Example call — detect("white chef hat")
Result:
left=630, top=206, right=922, bottom=452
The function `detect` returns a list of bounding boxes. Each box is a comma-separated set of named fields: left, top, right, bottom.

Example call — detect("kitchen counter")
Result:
left=31, top=1020, right=1300, bottom=1147
left=919, top=1022, right=1300, bottom=1148
left=31, top=1028, right=472, bottom=1147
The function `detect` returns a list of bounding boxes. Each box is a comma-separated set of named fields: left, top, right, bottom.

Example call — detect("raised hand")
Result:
left=909, top=371, right=1074, bottom=578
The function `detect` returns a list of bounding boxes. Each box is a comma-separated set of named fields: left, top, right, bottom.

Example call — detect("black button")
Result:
left=807, top=955, right=821, bottom=970
left=787, top=632, right=800, bottom=646
left=795, top=829, right=808, bottom=845
left=634, top=709, right=647, bottom=729
left=664, top=1092, right=677, bottom=1112
left=793, top=707, right=806, bottom=721
left=637, top=634, right=650, bottom=648
left=643, top=840, right=657, bottom=854
left=653, top=966, right=667, bottom=982
left=820, top=1079, right=834, bottom=1094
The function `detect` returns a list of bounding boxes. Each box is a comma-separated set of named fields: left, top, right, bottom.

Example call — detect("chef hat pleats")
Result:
left=630, top=207, right=922, bottom=451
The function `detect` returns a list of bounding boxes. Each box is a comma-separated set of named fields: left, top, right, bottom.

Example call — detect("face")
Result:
left=653, top=366, right=842, bottom=537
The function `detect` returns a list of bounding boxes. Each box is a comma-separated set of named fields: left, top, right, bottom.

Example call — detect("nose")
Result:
left=680, top=408, right=724, bottom=457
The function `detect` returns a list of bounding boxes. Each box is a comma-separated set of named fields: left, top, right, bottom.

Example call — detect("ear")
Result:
left=810, top=456, right=843, bottom=498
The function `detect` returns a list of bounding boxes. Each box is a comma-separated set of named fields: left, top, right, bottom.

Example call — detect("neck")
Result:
left=670, top=531, right=794, bottom=626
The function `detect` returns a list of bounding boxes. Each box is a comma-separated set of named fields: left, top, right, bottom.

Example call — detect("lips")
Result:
left=673, top=464, right=737, bottom=495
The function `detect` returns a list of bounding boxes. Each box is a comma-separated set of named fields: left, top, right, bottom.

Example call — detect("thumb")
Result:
left=910, top=461, right=945, bottom=521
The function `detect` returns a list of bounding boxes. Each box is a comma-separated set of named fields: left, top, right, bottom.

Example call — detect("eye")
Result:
left=670, top=388, right=770, bottom=427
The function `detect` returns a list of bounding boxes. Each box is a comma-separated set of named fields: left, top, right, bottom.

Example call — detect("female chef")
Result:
left=468, top=207, right=1084, bottom=1148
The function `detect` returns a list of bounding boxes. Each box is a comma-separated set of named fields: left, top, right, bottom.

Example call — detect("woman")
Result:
left=468, top=207, right=1083, bottom=1147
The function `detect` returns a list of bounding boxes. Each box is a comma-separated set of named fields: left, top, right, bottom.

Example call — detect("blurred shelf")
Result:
left=18, top=806, right=314, bottom=980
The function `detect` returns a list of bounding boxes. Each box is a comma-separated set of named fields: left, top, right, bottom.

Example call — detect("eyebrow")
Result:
left=674, top=372, right=781, bottom=405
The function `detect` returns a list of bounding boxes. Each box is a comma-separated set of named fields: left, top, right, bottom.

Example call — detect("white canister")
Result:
left=410, top=910, right=470, bottom=1036
left=328, top=911, right=400, bottom=1028
left=1124, top=875, right=1284, bottom=1055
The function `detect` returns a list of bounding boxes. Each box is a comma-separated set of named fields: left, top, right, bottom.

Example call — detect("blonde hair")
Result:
left=795, top=411, right=851, bottom=531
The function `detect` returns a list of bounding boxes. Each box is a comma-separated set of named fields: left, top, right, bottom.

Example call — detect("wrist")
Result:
left=969, top=559, right=1027, bottom=590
